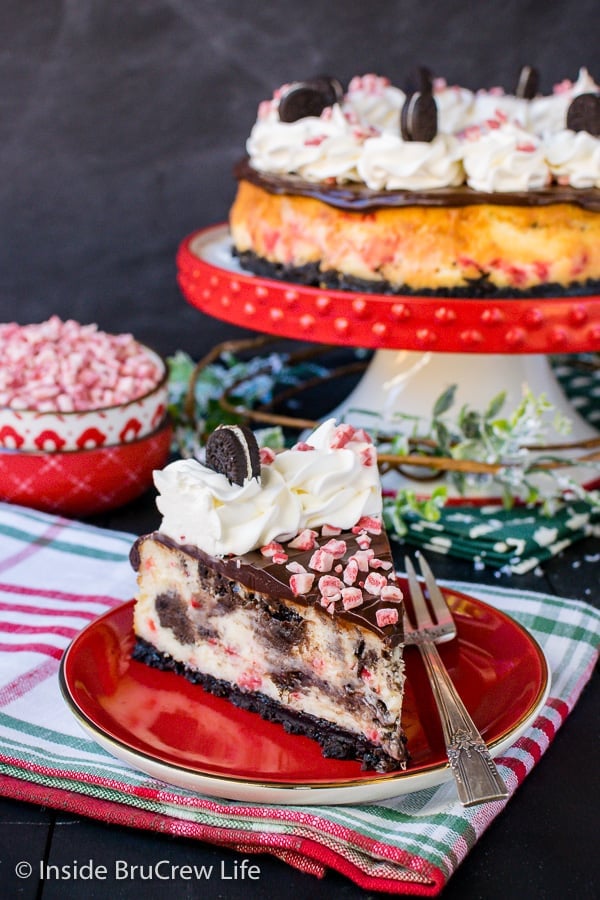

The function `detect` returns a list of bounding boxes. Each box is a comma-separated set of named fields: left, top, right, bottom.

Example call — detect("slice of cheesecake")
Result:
left=131, top=421, right=407, bottom=772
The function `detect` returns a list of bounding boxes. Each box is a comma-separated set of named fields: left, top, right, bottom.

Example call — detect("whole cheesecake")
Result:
left=230, top=69, right=600, bottom=297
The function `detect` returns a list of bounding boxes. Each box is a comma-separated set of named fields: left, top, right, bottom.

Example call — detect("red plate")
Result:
left=177, top=224, right=600, bottom=354
left=60, top=584, right=549, bottom=805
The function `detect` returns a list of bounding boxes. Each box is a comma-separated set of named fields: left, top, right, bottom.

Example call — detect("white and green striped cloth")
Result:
left=0, top=502, right=598, bottom=895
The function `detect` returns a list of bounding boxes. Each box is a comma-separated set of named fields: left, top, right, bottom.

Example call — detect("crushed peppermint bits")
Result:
left=0, top=317, right=163, bottom=412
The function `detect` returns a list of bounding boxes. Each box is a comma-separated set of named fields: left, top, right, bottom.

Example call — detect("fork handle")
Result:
left=418, top=640, right=509, bottom=806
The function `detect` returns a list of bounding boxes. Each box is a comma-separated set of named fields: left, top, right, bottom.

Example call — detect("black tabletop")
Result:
left=1, top=334, right=599, bottom=900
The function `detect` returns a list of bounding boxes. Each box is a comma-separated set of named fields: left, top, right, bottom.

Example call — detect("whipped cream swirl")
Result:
left=272, top=419, right=382, bottom=530
left=154, top=458, right=302, bottom=557
left=247, top=103, right=364, bottom=183
left=528, top=67, right=599, bottom=136
left=544, top=129, right=600, bottom=188
left=154, top=420, right=382, bottom=557
left=461, top=122, right=550, bottom=191
left=343, top=74, right=406, bottom=133
left=357, top=132, right=463, bottom=190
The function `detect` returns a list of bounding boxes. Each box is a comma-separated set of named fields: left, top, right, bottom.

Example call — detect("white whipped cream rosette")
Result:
left=528, top=67, right=600, bottom=136
left=470, top=89, right=530, bottom=130
left=154, top=458, right=302, bottom=557
left=246, top=103, right=364, bottom=182
left=543, top=129, right=600, bottom=188
left=271, top=419, right=382, bottom=532
left=344, top=74, right=406, bottom=134
left=461, top=121, right=550, bottom=191
left=432, top=79, right=475, bottom=134
left=357, top=132, right=463, bottom=191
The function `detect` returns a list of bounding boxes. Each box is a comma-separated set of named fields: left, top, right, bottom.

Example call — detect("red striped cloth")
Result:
left=0, top=502, right=597, bottom=894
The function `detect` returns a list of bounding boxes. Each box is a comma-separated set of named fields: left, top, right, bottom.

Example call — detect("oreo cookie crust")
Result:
left=234, top=248, right=600, bottom=299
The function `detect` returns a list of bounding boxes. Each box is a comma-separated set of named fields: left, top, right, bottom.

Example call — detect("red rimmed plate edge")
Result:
left=59, top=588, right=550, bottom=800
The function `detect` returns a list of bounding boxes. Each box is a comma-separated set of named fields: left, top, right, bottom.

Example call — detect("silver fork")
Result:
left=404, top=554, right=509, bottom=806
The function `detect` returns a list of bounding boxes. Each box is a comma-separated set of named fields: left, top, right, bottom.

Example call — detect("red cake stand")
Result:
left=177, top=224, right=600, bottom=492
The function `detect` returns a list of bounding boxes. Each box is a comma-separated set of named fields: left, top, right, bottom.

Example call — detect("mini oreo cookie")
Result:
left=405, top=65, right=434, bottom=96
left=279, top=77, right=341, bottom=123
left=205, top=424, right=261, bottom=486
left=515, top=65, right=540, bottom=99
left=566, top=92, right=600, bottom=136
left=312, top=74, right=345, bottom=106
left=400, top=90, right=438, bottom=142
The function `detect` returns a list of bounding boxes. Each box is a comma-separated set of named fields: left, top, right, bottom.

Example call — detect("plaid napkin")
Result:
left=0, top=502, right=598, bottom=895
left=398, top=500, right=600, bottom=575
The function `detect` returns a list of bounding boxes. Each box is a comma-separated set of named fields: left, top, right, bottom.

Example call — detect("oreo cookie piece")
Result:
left=400, top=90, right=438, bottom=142
left=405, top=65, right=434, bottom=96
left=515, top=65, right=540, bottom=99
left=311, top=74, right=345, bottom=106
left=205, top=424, right=261, bottom=486
left=279, top=78, right=341, bottom=123
left=566, top=92, right=600, bottom=136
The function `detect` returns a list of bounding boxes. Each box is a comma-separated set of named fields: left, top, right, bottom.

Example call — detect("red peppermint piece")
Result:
left=350, top=549, right=375, bottom=572
left=309, top=549, right=335, bottom=572
left=329, top=423, right=357, bottom=449
left=260, top=541, right=285, bottom=558
left=288, top=529, right=318, bottom=551
left=259, top=446, right=276, bottom=465
left=321, top=538, right=347, bottom=559
left=342, top=558, right=359, bottom=585
left=318, top=575, right=344, bottom=598
left=376, top=607, right=399, bottom=627
left=370, top=558, right=393, bottom=571
left=321, top=524, right=342, bottom=536
left=352, top=427, right=373, bottom=444
left=364, top=571, right=388, bottom=595
left=356, top=533, right=372, bottom=549
left=359, top=444, right=377, bottom=467
left=381, top=584, right=404, bottom=602
left=289, top=572, right=315, bottom=596
left=341, top=587, right=363, bottom=609
left=352, top=516, right=382, bottom=535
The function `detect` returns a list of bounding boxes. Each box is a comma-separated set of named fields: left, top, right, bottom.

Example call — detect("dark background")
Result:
left=0, top=7, right=598, bottom=897
left=1, top=0, right=598, bottom=357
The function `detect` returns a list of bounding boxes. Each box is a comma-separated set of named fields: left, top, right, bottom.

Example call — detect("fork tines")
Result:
left=415, top=553, right=454, bottom=634
left=404, top=554, right=456, bottom=643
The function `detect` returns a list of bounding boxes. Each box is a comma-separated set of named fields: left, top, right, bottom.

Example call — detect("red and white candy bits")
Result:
left=0, top=316, right=163, bottom=412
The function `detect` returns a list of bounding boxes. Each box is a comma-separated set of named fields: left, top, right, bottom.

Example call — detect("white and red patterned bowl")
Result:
left=0, top=418, right=172, bottom=517
left=0, top=345, right=168, bottom=453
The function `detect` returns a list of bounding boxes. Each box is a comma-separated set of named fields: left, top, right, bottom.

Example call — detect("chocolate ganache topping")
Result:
left=132, top=528, right=404, bottom=648
left=235, top=158, right=600, bottom=211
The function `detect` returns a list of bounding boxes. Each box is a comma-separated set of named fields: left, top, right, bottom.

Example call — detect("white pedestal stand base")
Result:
left=332, top=350, right=598, bottom=497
